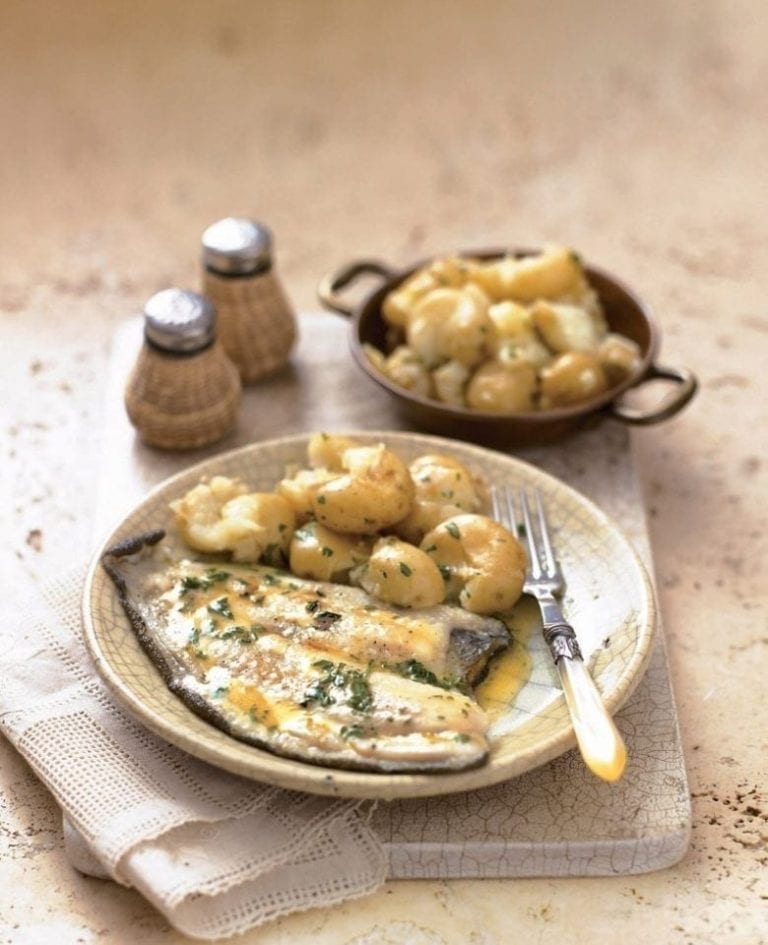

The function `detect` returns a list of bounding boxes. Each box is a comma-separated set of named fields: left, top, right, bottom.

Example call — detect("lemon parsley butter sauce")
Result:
left=103, top=541, right=514, bottom=773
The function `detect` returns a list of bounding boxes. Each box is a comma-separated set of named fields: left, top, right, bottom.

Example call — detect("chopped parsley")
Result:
left=302, top=660, right=373, bottom=713
left=208, top=596, right=233, bottom=619
left=220, top=624, right=262, bottom=644
left=389, top=659, right=466, bottom=692
left=179, top=575, right=204, bottom=595
left=445, top=522, right=461, bottom=539
left=178, top=569, right=230, bottom=596
left=399, top=562, right=412, bottom=577
left=205, top=568, right=231, bottom=583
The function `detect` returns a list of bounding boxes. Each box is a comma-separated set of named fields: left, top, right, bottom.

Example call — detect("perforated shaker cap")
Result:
left=143, top=288, right=216, bottom=352
left=202, top=217, right=273, bottom=275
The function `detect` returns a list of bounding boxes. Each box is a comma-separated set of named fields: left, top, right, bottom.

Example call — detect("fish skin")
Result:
left=102, top=531, right=510, bottom=773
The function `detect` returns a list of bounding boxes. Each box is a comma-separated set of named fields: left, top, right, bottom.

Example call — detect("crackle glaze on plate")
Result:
left=83, top=431, right=656, bottom=800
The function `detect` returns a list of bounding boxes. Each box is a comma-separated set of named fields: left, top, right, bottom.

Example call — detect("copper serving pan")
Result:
left=318, top=249, right=697, bottom=446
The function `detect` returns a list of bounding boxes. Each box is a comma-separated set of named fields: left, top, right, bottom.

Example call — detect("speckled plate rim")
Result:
left=82, top=431, right=656, bottom=800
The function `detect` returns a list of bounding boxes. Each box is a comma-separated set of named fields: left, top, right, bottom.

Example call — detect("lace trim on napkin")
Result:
left=0, top=566, right=386, bottom=939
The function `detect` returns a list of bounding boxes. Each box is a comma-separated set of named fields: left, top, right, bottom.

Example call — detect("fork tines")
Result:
left=491, top=485, right=555, bottom=577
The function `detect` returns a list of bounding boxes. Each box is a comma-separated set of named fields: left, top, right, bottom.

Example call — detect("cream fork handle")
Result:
left=557, top=655, right=627, bottom=782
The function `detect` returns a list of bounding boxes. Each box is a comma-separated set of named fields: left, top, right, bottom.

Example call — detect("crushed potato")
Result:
left=367, top=246, right=641, bottom=413
left=171, top=434, right=525, bottom=615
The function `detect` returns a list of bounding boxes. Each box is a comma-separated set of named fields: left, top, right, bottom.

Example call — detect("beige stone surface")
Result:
left=1, top=1, right=766, bottom=943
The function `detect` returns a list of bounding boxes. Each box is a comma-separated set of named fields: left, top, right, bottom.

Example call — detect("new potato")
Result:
left=358, top=537, right=446, bottom=608
left=420, top=513, right=527, bottom=615
left=289, top=520, right=371, bottom=582
left=170, top=477, right=295, bottom=563
left=540, top=351, right=610, bottom=408
left=394, top=453, right=484, bottom=544
left=466, top=359, right=538, bottom=413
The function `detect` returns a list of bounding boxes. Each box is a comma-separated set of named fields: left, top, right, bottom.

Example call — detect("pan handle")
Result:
left=317, top=260, right=396, bottom=318
left=608, top=363, right=698, bottom=425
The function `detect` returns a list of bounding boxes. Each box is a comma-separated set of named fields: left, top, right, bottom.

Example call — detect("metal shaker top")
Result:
left=143, top=288, right=217, bottom=353
left=201, top=217, right=273, bottom=276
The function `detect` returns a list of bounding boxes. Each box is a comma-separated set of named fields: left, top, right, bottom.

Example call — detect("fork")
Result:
left=492, top=486, right=628, bottom=782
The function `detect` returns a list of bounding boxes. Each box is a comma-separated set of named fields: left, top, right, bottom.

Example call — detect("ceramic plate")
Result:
left=83, top=431, right=656, bottom=800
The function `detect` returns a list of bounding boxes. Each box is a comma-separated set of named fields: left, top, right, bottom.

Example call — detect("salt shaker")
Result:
left=124, top=288, right=242, bottom=450
left=201, top=217, right=297, bottom=383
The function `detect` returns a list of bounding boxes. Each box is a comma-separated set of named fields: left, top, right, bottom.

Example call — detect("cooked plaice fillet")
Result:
left=102, top=531, right=510, bottom=773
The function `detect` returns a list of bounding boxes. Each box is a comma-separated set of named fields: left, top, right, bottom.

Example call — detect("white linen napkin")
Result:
left=0, top=566, right=387, bottom=940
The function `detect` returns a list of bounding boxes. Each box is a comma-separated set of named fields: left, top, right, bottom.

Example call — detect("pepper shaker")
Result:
left=201, top=217, right=297, bottom=383
left=124, top=288, right=242, bottom=450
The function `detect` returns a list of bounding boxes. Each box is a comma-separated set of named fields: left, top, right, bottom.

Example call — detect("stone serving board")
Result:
left=93, top=312, right=691, bottom=879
